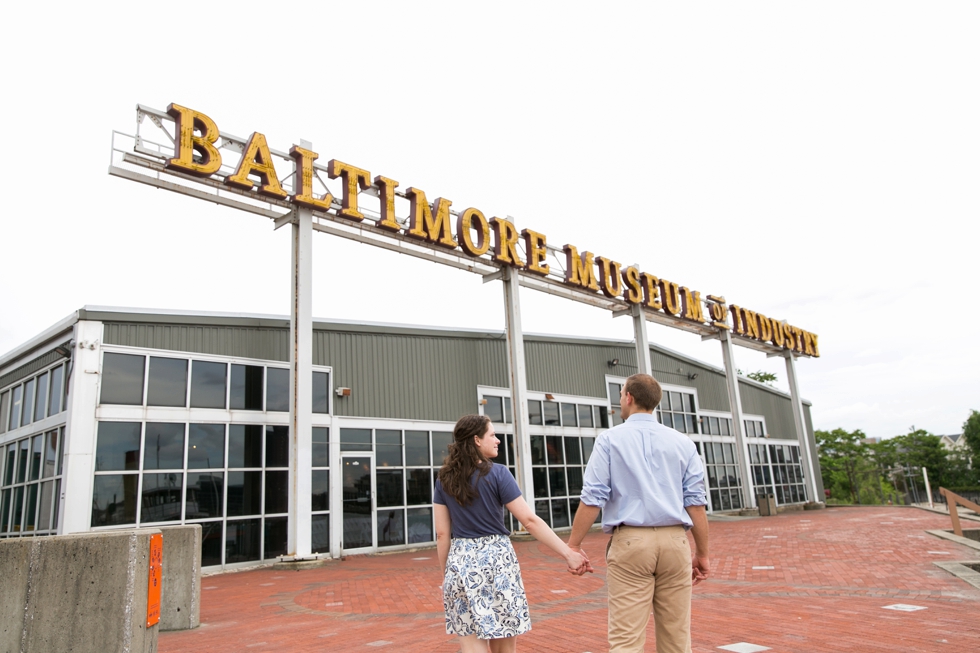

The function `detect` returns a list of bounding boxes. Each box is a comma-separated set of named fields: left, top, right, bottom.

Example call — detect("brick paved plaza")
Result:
left=160, top=507, right=979, bottom=652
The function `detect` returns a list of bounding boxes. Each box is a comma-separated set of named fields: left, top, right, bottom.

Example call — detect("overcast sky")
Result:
left=1, top=2, right=976, bottom=440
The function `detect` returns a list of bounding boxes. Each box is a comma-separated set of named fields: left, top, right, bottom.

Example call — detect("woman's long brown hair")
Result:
left=438, top=414, right=493, bottom=506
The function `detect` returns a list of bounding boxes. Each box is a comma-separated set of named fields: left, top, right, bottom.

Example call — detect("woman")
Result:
left=434, top=414, right=589, bottom=653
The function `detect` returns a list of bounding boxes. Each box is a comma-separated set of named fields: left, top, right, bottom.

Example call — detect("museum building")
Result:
left=0, top=306, right=822, bottom=571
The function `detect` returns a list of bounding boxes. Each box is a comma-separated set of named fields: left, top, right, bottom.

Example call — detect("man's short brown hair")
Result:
left=624, top=374, right=663, bottom=411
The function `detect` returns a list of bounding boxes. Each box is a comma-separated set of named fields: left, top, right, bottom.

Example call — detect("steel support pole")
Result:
left=922, top=467, right=934, bottom=508
left=719, top=330, right=754, bottom=509
left=501, top=267, right=534, bottom=512
left=631, top=304, right=652, bottom=376
left=784, top=353, right=820, bottom=504
left=288, top=203, right=314, bottom=558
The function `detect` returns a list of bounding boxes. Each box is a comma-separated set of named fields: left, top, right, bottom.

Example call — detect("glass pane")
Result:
left=720, top=419, right=731, bottom=436
left=548, top=468, right=567, bottom=497
left=686, top=414, right=696, bottom=434
left=186, top=471, right=223, bottom=519
left=378, top=508, right=405, bottom=547
left=143, top=423, right=185, bottom=470
left=33, top=372, right=48, bottom=422
left=563, top=437, right=582, bottom=465
left=95, top=422, right=141, bottom=471
left=266, top=368, right=289, bottom=412
left=51, top=478, right=60, bottom=529
left=527, top=400, right=543, bottom=426
left=530, top=436, right=546, bottom=466
left=708, top=417, right=719, bottom=435
left=101, top=353, right=145, bottom=406
left=377, top=430, right=402, bottom=467
left=4, top=444, right=14, bottom=486
left=312, top=371, right=329, bottom=414
left=265, top=426, right=289, bottom=467
left=312, top=514, right=330, bottom=554
left=91, top=474, right=138, bottom=526
left=230, top=365, right=264, bottom=411
left=265, top=516, right=288, bottom=559
left=312, top=470, right=329, bottom=511
left=57, top=427, right=64, bottom=475
left=200, top=521, right=223, bottom=567
left=504, top=434, right=514, bottom=466
left=669, top=392, right=682, bottom=412
left=227, top=471, right=261, bottom=516
left=147, top=357, right=188, bottom=407
left=0, top=488, right=10, bottom=532
left=406, top=469, right=431, bottom=505
left=9, top=386, right=22, bottom=431
left=190, top=361, right=226, bottom=409
left=578, top=405, right=594, bottom=428
left=265, top=470, right=288, bottom=514
left=566, top=467, right=584, bottom=496
left=188, top=423, right=225, bottom=469
left=551, top=499, right=569, bottom=528
left=431, top=432, right=451, bottom=466
left=560, top=403, right=577, bottom=427
left=533, top=467, right=548, bottom=497
left=12, top=486, right=24, bottom=531
left=596, top=406, right=609, bottom=429
left=49, top=365, right=64, bottom=416
left=581, top=437, right=595, bottom=463
left=21, top=379, right=35, bottom=426
left=24, top=484, right=38, bottom=531
left=608, top=383, right=621, bottom=403
left=226, top=518, right=261, bottom=563
left=408, top=507, right=433, bottom=544
left=484, top=396, right=504, bottom=423
left=38, top=480, right=53, bottom=531
left=228, top=425, right=262, bottom=468
left=675, top=414, right=687, bottom=433
left=661, top=412, right=673, bottom=429
left=543, top=401, right=560, bottom=426
left=340, top=428, right=372, bottom=452
left=377, top=469, right=404, bottom=507
left=546, top=436, right=564, bottom=465
left=141, top=472, right=183, bottom=523
left=43, top=430, right=58, bottom=478
left=405, top=431, right=429, bottom=466
left=342, top=456, right=373, bottom=549
left=29, top=435, right=42, bottom=481
left=312, top=427, right=329, bottom=468
left=534, top=499, right=551, bottom=525
left=504, top=397, right=512, bottom=424
left=0, top=390, right=8, bottom=434
left=569, top=497, right=580, bottom=520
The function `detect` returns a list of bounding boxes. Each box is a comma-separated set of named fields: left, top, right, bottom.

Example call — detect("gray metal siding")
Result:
left=526, top=341, right=635, bottom=398
left=0, top=350, right=67, bottom=390
left=740, top=382, right=798, bottom=442
left=103, top=323, right=289, bottom=362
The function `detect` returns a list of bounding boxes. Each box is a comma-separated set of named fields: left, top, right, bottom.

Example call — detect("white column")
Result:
left=288, top=203, right=314, bottom=558
left=631, top=304, right=652, bottom=376
left=60, top=320, right=104, bottom=534
left=784, top=353, right=820, bottom=504
left=501, top=267, right=534, bottom=510
left=719, top=330, right=754, bottom=509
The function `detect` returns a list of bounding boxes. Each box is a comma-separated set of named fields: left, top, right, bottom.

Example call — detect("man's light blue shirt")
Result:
left=580, top=412, right=707, bottom=533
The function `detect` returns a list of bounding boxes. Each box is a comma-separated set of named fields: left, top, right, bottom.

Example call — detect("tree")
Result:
left=746, top=371, right=777, bottom=386
left=816, top=428, right=869, bottom=503
left=963, top=409, right=980, bottom=461
left=890, top=429, right=951, bottom=488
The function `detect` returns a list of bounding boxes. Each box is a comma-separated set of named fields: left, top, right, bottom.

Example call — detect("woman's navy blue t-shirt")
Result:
left=433, top=463, right=522, bottom=538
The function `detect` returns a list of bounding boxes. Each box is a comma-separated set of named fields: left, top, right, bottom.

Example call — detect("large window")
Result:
left=99, top=352, right=328, bottom=414
left=750, top=443, right=807, bottom=505
left=1, top=362, right=68, bottom=434
left=698, top=441, right=743, bottom=512
left=657, top=390, right=699, bottom=434
left=0, top=428, right=64, bottom=537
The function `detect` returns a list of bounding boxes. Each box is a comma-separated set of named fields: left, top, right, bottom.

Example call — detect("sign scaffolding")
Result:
left=109, top=104, right=822, bottom=557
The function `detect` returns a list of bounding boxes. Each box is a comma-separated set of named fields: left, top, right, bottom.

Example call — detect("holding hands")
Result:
left=565, top=545, right=594, bottom=576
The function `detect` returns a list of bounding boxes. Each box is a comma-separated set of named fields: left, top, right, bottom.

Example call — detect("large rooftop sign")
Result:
left=111, top=103, right=819, bottom=358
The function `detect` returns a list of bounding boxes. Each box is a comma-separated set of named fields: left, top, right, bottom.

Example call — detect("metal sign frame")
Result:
left=108, top=104, right=822, bottom=557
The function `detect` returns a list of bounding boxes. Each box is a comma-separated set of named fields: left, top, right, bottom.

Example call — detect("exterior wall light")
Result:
left=607, top=358, right=619, bottom=367
left=335, top=387, right=352, bottom=397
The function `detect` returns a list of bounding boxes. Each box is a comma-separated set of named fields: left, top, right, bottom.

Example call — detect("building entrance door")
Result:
left=341, top=454, right=375, bottom=552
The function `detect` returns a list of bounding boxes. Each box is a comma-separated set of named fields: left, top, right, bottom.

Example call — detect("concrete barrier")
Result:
left=0, top=529, right=159, bottom=653
left=158, top=525, right=201, bottom=631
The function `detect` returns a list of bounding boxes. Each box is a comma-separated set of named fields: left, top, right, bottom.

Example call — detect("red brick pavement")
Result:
left=160, top=508, right=980, bottom=652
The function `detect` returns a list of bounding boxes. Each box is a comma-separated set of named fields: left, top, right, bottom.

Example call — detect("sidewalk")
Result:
left=160, top=508, right=980, bottom=652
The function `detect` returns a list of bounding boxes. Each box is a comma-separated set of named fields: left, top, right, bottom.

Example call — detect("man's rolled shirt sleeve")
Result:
left=682, top=448, right=708, bottom=507
left=579, top=433, right=612, bottom=507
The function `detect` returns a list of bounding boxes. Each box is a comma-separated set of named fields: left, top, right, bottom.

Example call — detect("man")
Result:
left=568, top=373, right=709, bottom=653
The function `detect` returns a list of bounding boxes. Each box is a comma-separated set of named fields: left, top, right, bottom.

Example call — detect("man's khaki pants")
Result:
left=605, top=525, right=692, bottom=653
